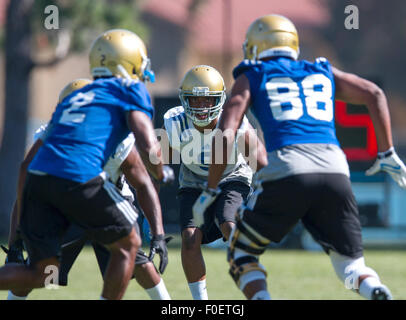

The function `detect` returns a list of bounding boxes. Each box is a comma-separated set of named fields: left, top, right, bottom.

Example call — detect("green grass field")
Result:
left=0, top=242, right=405, bottom=300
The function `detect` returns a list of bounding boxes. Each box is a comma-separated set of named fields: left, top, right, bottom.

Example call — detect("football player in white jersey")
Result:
left=162, top=65, right=267, bottom=299
left=3, top=79, right=172, bottom=300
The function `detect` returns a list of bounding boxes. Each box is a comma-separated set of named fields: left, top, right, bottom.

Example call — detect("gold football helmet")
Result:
left=58, top=78, right=92, bottom=103
left=179, top=65, right=226, bottom=126
left=243, top=14, right=299, bottom=60
left=89, top=29, right=154, bottom=82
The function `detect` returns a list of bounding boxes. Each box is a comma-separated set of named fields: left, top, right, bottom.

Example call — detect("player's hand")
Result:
left=365, top=147, right=406, bottom=189
left=1, top=239, right=25, bottom=265
left=192, top=186, right=221, bottom=228
left=161, top=165, right=175, bottom=185
left=148, top=234, right=169, bottom=274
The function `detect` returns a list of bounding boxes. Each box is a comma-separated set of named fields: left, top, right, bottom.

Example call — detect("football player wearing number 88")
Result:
left=200, top=14, right=404, bottom=300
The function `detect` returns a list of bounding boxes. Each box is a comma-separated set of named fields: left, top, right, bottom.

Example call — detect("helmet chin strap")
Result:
left=191, top=111, right=221, bottom=127
left=193, top=119, right=211, bottom=127
left=117, top=64, right=133, bottom=80
left=140, top=51, right=155, bottom=83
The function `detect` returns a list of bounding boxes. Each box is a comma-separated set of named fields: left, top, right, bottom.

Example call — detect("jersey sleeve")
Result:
left=232, top=60, right=263, bottom=106
left=113, top=133, right=135, bottom=164
left=233, top=60, right=262, bottom=79
left=122, top=81, right=154, bottom=119
left=33, top=123, right=50, bottom=142
left=239, top=115, right=250, bottom=131
left=315, top=57, right=333, bottom=77
left=163, top=109, right=181, bottom=151
left=103, top=134, right=135, bottom=184
left=235, top=115, right=251, bottom=146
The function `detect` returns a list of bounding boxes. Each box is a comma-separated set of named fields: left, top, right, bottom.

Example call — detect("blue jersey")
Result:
left=233, top=57, right=339, bottom=152
left=29, top=78, right=154, bottom=183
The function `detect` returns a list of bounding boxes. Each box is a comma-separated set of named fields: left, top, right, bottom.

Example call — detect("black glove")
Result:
left=161, top=165, right=175, bottom=185
left=1, top=238, right=25, bottom=265
left=148, top=234, right=171, bottom=274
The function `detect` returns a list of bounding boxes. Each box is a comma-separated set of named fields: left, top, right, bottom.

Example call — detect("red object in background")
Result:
left=335, top=100, right=377, bottom=161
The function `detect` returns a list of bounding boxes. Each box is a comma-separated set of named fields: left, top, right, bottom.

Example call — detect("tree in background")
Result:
left=322, top=0, right=406, bottom=142
left=0, top=0, right=148, bottom=237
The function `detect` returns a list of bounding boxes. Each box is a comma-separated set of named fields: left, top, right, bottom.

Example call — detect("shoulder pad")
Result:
left=315, top=57, right=327, bottom=63
left=314, top=57, right=332, bottom=74
left=112, top=133, right=135, bottom=162
left=314, top=56, right=331, bottom=67
left=233, top=59, right=262, bottom=79
left=120, top=78, right=139, bottom=88
left=33, top=124, right=49, bottom=142
left=163, top=106, right=184, bottom=120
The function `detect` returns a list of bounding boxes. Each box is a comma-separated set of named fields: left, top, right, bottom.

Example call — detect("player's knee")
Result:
left=227, top=218, right=270, bottom=290
left=134, top=262, right=159, bottom=278
left=134, top=261, right=153, bottom=278
left=110, top=228, right=140, bottom=254
left=125, top=229, right=141, bottom=253
left=228, top=252, right=267, bottom=291
left=181, top=228, right=202, bottom=251
left=228, top=217, right=270, bottom=258
left=220, top=221, right=235, bottom=240
left=31, top=258, right=60, bottom=288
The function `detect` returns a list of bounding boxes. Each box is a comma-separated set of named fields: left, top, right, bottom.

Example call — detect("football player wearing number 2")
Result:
left=194, top=14, right=406, bottom=300
left=0, top=29, right=173, bottom=300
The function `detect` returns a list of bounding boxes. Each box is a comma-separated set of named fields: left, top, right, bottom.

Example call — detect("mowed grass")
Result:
left=0, top=245, right=405, bottom=300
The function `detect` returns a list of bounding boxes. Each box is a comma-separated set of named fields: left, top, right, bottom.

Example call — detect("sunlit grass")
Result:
left=0, top=245, right=405, bottom=300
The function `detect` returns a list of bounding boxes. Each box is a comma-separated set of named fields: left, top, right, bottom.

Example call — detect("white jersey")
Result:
left=34, top=125, right=135, bottom=200
left=163, top=106, right=253, bottom=188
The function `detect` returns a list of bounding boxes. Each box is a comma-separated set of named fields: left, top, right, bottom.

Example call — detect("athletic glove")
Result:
left=365, top=147, right=406, bottom=189
left=161, top=165, right=175, bottom=185
left=148, top=234, right=172, bottom=274
left=192, top=186, right=221, bottom=228
left=1, top=238, right=25, bottom=265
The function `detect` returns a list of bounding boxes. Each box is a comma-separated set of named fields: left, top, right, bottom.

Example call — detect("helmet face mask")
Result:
left=179, top=65, right=226, bottom=127
left=244, top=14, right=300, bottom=61
left=89, top=29, right=155, bottom=83
left=181, top=92, right=224, bottom=127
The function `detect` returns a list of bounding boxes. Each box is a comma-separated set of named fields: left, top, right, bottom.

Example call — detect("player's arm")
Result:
left=333, top=67, right=392, bottom=152
left=120, top=146, right=164, bottom=236
left=11, top=139, right=43, bottom=245
left=207, top=74, right=251, bottom=189
left=192, top=75, right=251, bottom=227
left=242, top=122, right=268, bottom=172
left=333, top=67, right=406, bottom=188
left=120, top=146, right=171, bottom=273
left=127, top=110, right=165, bottom=181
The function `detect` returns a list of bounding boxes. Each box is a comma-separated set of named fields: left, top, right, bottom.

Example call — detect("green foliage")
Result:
left=321, top=0, right=406, bottom=99
left=31, top=0, right=149, bottom=52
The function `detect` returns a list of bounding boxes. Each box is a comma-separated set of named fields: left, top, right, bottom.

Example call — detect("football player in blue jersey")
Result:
left=3, top=79, right=171, bottom=300
left=0, top=29, right=174, bottom=300
left=193, top=14, right=406, bottom=300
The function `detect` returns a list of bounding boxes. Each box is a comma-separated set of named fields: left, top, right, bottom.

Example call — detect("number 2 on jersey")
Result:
left=59, top=91, right=95, bottom=124
left=266, top=74, right=333, bottom=122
